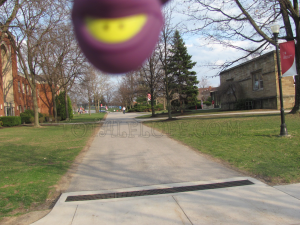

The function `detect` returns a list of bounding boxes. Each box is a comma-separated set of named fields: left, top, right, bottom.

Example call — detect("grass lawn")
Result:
left=135, top=108, right=245, bottom=118
left=61, top=112, right=107, bottom=123
left=144, top=113, right=300, bottom=184
left=0, top=114, right=105, bottom=219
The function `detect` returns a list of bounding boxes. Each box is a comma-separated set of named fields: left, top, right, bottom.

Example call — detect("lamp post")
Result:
left=271, top=23, right=288, bottom=136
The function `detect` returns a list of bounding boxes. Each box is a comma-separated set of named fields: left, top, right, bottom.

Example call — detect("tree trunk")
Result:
left=32, top=84, right=40, bottom=127
left=167, top=98, right=171, bottom=119
left=291, top=36, right=300, bottom=113
left=89, top=98, right=91, bottom=115
left=88, top=89, right=91, bottom=115
left=151, top=90, right=155, bottom=117
left=52, top=90, right=57, bottom=123
left=64, top=90, right=69, bottom=120
left=98, top=99, right=100, bottom=113
left=165, top=71, right=172, bottom=119
left=180, top=99, right=183, bottom=115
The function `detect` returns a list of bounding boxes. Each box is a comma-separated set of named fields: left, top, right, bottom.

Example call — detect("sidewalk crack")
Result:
left=172, top=196, right=193, bottom=225
left=70, top=205, right=79, bottom=225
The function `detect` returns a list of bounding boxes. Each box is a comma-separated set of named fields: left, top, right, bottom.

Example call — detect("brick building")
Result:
left=219, top=51, right=295, bottom=110
left=0, top=35, right=53, bottom=117
left=197, top=86, right=218, bottom=101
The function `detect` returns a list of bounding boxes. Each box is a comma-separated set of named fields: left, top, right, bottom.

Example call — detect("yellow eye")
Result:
left=85, top=14, right=147, bottom=44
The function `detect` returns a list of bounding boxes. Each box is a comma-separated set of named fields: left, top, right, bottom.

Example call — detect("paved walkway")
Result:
left=32, top=112, right=300, bottom=225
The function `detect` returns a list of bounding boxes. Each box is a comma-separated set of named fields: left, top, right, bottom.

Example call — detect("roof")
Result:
left=18, top=72, right=47, bottom=83
left=220, top=50, right=275, bottom=75
left=198, top=86, right=218, bottom=93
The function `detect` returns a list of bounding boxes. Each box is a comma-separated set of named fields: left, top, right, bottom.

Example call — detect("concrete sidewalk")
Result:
left=31, top=177, right=300, bottom=225
left=31, top=113, right=300, bottom=224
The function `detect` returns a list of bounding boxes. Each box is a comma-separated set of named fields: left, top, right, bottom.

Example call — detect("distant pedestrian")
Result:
left=122, top=106, right=126, bottom=114
left=212, top=100, right=215, bottom=108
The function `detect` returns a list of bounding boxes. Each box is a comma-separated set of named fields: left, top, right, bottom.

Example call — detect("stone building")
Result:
left=219, top=50, right=295, bottom=110
left=0, top=35, right=54, bottom=117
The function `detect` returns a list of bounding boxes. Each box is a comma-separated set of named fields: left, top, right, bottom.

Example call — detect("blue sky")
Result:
left=169, top=0, right=277, bottom=88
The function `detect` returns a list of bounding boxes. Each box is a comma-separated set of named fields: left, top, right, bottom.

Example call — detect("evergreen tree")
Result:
left=167, top=30, right=198, bottom=113
left=56, top=91, right=73, bottom=120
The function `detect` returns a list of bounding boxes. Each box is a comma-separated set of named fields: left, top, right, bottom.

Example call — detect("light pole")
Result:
left=271, top=23, right=288, bottom=136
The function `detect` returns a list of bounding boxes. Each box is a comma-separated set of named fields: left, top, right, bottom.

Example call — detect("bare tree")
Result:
left=158, top=3, right=178, bottom=119
left=76, top=67, right=111, bottom=114
left=5, top=0, right=69, bottom=126
left=0, top=0, right=20, bottom=43
left=79, top=68, right=94, bottom=115
left=1, top=43, right=13, bottom=111
left=117, top=72, right=141, bottom=108
left=90, top=69, right=110, bottom=113
left=182, top=0, right=300, bottom=113
left=217, top=81, right=244, bottom=104
left=140, top=47, right=164, bottom=117
left=38, top=23, right=86, bottom=122
left=104, top=82, right=116, bottom=107
left=198, top=76, right=210, bottom=88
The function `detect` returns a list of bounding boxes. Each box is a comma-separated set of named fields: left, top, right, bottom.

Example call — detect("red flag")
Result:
left=279, top=41, right=297, bottom=77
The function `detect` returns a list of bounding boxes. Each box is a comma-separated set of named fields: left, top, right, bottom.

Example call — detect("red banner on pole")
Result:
left=279, top=41, right=297, bottom=77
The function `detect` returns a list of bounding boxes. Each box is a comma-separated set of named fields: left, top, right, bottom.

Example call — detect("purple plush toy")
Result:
left=72, top=0, right=170, bottom=74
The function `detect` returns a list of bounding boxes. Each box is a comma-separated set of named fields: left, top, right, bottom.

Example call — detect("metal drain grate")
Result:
left=65, top=180, right=254, bottom=202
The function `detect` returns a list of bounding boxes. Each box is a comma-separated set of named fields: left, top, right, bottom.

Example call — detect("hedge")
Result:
left=20, top=109, right=43, bottom=118
left=204, top=101, right=211, bottom=106
left=0, top=116, right=21, bottom=127
left=21, top=116, right=33, bottom=124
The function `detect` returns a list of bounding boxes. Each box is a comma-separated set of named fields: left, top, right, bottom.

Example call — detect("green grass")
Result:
left=144, top=113, right=300, bottom=184
left=61, top=112, right=106, bottom=123
left=135, top=108, right=234, bottom=118
left=107, top=107, right=121, bottom=112
left=0, top=115, right=104, bottom=219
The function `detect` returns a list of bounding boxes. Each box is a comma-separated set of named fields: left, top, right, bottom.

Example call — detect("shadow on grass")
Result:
left=144, top=113, right=281, bottom=123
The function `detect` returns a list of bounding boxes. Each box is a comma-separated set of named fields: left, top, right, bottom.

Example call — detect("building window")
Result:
left=18, top=81, right=21, bottom=93
left=19, top=105, right=22, bottom=113
left=22, top=83, right=25, bottom=94
left=26, top=84, right=28, bottom=94
left=4, top=103, right=15, bottom=116
left=253, top=71, right=263, bottom=91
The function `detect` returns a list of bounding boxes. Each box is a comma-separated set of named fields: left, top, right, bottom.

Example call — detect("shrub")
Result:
left=188, top=102, right=202, bottom=109
left=30, top=117, right=35, bottom=123
left=204, top=101, right=211, bottom=106
left=20, top=109, right=43, bottom=118
left=154, top=104, right=164, bottom=111
left=20, top=109, right=34, bottom=117
left=39, top=117, right=45, bottom=123
left=0, top=116, right=21, bottom=127
left=21, top=116, right=32, bottom=124
left=0, top=121, right=3, bottom=127
left=56, top=91, right=74, bottom=120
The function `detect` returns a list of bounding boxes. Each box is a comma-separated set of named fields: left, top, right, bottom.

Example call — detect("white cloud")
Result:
left=185, top=44, right=193, bottom=48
